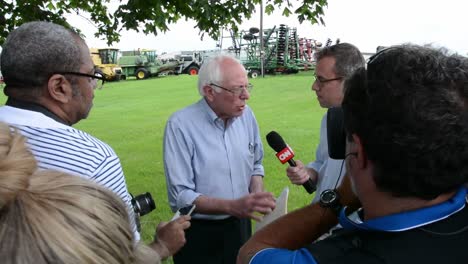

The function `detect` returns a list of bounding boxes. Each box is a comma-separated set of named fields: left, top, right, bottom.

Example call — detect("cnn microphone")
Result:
left=266, top=131, right=316, bottom=194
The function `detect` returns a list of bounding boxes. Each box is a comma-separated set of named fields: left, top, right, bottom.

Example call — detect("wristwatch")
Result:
left=319, top=189, right=342, bottom=215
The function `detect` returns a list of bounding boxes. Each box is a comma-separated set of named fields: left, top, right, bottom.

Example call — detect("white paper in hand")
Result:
left=254, top=186, right=289, bottom=232
left=171, top=205, right=196, bottom=221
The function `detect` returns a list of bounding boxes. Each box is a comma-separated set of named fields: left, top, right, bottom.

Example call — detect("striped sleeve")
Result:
left=16, top=126, right=140, bottom=240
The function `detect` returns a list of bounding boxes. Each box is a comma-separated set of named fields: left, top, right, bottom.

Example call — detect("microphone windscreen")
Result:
left=266, top=131, right=287, bottom=152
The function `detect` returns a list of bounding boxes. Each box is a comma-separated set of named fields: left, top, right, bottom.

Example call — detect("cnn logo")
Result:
left=276, top=146, right=295, bottom=164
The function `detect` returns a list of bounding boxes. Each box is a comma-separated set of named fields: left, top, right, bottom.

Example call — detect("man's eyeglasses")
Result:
left=54, top=71, right=106, bottom=90
left=210, top=83, right=253, bottom=96
left=314, top=75, right=343, bottom=88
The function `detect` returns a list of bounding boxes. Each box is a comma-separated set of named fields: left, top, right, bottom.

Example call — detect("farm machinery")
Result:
left=224, top=24, right=318, bottom=78
left=118, top=49, right=181, bottom=80
left=172, top=51, right=203, bottom=75
left=90, top=48, right=123, bottom=81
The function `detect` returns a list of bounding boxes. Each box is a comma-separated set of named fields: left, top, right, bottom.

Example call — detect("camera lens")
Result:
left=131, top=192, right=156, bottom=217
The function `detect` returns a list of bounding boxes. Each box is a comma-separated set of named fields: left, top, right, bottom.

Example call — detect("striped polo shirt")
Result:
left=0, top=105, right=140, bottom=240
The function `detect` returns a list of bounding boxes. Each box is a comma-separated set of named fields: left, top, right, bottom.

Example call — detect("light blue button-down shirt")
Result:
left=163, top=98, right=264, bottom=220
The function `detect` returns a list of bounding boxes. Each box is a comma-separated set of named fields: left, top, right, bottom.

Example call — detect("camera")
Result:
left=130, top=192, right=156, bottom=232
left=131, top=192, right=156, bottom=217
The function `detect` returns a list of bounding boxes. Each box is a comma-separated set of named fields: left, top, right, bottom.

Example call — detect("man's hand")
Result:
left=150, top=215, right=191, bottom=260
left=286, top=160, right=316, bottom=185
left=229, top=192, right=276, bottom=221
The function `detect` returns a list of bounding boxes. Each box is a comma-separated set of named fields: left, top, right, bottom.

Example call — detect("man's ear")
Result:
left=203, top=85, right=215, bottom=102
left=47, top=74, right=73, bottom=103
left=351, top=134, right=367, bottom=169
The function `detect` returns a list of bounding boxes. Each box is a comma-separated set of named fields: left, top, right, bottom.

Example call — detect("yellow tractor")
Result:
left=90, top=48, right=123, bottom=81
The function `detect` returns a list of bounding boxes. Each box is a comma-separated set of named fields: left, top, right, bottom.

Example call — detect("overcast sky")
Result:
left=63, top=0, right=468, bottom=55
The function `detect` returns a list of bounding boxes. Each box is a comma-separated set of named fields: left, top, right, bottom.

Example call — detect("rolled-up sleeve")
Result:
left=163, top=119, right=201, bottom=212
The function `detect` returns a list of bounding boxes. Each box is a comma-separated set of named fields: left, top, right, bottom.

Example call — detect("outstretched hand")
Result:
left=230, top=192, right=276, bottom=221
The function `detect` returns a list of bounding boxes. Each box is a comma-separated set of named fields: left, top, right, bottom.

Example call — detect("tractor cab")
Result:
left=90, top=48, right=123, bottom=81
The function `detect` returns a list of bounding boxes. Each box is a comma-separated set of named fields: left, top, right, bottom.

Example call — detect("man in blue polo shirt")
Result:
left=238, top=44, right=468, bottom=264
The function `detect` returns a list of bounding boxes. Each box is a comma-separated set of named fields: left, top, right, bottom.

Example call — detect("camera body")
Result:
left=130, top=192, right=156, bottom=232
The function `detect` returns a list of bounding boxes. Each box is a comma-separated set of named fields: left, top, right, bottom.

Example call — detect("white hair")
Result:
left=197, top=54, right=246, bottom=96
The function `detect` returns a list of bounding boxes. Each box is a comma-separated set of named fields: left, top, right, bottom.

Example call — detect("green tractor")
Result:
left=118, top=49, right=181, bottom=80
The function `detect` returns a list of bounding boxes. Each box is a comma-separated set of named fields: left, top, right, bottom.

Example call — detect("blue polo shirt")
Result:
left=250, top=187, right=467, bottom=264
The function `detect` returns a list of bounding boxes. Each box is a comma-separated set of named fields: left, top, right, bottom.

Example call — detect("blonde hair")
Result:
left=0, top=122, right=159, bottom=263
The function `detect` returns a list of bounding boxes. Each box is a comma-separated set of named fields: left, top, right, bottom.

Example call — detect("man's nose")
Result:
left=240, top=88, right=250, bottom=99
left=312, top=80, right=320, bottom=91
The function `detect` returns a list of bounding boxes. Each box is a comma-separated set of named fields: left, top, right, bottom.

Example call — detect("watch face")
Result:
left=321, top=190, right=337, bottom=204
left=320, top=189, right=338, bottom=207
left=320, top=189, right=342, bottom=214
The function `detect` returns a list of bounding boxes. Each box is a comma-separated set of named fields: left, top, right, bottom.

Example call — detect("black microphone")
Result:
left=266, top=131, right=316, bottom=194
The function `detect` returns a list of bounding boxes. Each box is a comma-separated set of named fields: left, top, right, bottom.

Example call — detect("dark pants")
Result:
left=173, top=217, right=251, bottom=264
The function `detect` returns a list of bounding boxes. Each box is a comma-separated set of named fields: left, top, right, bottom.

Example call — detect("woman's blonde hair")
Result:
left=0, top=122, right=159, bottom=263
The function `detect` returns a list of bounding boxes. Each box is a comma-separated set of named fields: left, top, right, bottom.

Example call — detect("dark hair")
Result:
left=315, top=43, right=365, bottom=79
left=342, top=44, right=468, bottom=199
left=1, top=21, right=84, bottom=90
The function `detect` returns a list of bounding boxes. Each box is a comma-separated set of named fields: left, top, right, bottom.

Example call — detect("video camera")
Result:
left=130, top=192, right=156, bottom=232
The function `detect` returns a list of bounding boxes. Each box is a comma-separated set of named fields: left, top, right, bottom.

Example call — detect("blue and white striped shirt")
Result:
left=163, top=98, right=264, bottom=220
left=0, top=106, right=140, bottom=240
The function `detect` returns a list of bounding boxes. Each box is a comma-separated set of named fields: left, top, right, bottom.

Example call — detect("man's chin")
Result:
left=234, top=109, right=244, bottom=117
left=82, top=108, right=93, bottom=120
left=318, top=101, right=331, bottom=108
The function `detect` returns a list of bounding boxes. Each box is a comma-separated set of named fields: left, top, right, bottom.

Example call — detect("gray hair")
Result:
left=197, top=54, right=246, bottom=96
left=315, top=43, right=365, bottom=79
left=1, top=21, right=84, bottom=90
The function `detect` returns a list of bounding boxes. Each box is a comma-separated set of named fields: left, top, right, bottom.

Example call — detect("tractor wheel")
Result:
left=136, top=68, right=149, bottom=80
left=249, top=69, right=260, bottom=79
left=187, top=66, right=199, bottom=75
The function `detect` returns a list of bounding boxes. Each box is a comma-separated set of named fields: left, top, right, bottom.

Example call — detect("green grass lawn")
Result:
left=1, top=71, right=325, bottom=261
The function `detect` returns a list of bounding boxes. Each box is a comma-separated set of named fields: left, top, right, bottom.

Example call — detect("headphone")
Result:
left=327, top=107, right=347, bottom=159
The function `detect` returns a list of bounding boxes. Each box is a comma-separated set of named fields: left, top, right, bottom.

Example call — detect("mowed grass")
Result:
left=1, top=71, right=325, bottom=259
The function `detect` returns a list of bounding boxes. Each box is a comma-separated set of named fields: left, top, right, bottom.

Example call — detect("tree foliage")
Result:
left=0, top=0, right=328, bottom=46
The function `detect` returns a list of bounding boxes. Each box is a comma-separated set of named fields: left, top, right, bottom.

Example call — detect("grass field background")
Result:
left=1, top=71, right=325, bottom=261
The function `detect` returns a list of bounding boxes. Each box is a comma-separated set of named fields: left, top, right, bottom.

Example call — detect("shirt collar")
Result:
left=199, top=98, right=237, bottom=128
left=6, top=97, right=68, bottom=125
left=339, top=187, right=467, bottom=232
left=199, top=98, right=219, bottom=123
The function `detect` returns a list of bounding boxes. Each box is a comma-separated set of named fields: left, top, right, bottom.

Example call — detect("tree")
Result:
left=0, top=0, right=328, bottom=46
